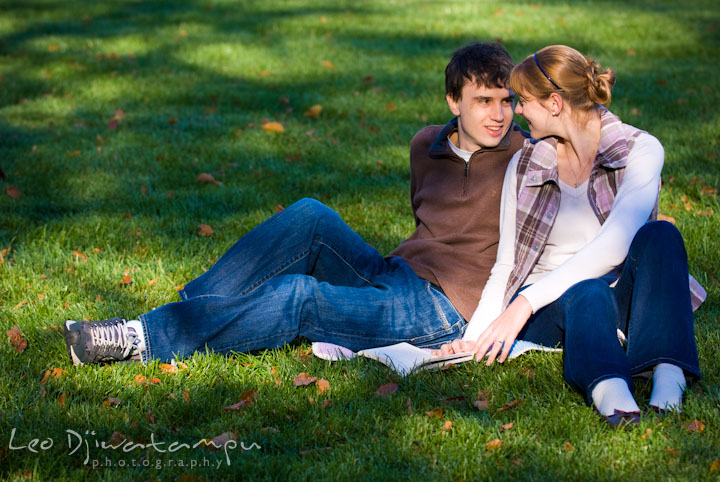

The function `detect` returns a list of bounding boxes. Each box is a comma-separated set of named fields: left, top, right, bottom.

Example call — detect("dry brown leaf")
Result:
left=120, top=275, right=133, bottom=285
left=13, top=300, right=27, bottom=310
left=183, top=388, right=190, bottom=403
left=322, top=60, right=335, bottom=69
left=316, top=378, right=330, bottom=394
left=57, top=393, right=67, bottom=405
left=564, top=441, right=574, bottom=452
left=386, top=103, right=396, bottom=111
left=146, top=411, right=156, bottom=424
left=72, top=250, right=87, bottom=263
left=683, top=420, right=705, bottom=433
left=702, top=185, right=718, bottom=196
left=159, top=363, right=178, bottom=374
left=641, top=428, right=652, bottom=439
left=262, top=121, right=285, bottom=133
left=41, top=368, right=67, bottom=384
left=711, top=460, right=720, bottom=472
left=260, top=70, right=271, bottom=78
left=442, top=420, right=452, bottom=432
left=6, top=326, right=27, bottom=353
left=104, top=397, right=121, bottom=407
left=322, top=399, right=332, bottom=409
left=474, top=390, right=489, bottom=411
left=208, top=432, right=237, bottom=449
left=499, top=422, right=514, bottom=432
left=223, top=390, right=258, bottom=412
left=304, top=104, right=323, bottom=117
left=6, top=185, right=21, bottom=199
left=626, top=49, right=636, bottom=56
left=425, top=407, right=443, bottom=418
left=498, top=399, right=522, bottom=412
left=375, top=382, right=398, bottom=397
left=149, top=377, right=161, bottom=384
left=485, top=438, right=502, bottom=451
left=294, top=372, right=317, bottom=387
left=134, top=374, right=147, bottom=385
left=657, top=214, right=676, bottom=224
left=168, top=118, right=177, bottom=125
left=147, top=278, right=158, bottom=286
left=107, top=119, right=118, bottom=130
left=196, top=172, right=221, bottom=186
left=107, top=432, right=127, bottom=447
left=198, top=224, right=214, bottom=237
left=275, top=203, right=285, bottom=213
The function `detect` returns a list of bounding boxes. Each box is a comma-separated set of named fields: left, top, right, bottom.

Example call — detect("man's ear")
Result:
left=446, top=94, right=461, bottom=116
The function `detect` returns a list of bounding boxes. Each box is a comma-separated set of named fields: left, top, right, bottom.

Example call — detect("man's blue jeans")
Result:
left=139, top=198, right=466, bottom=362
left=517, top=221, right=701, bottom=403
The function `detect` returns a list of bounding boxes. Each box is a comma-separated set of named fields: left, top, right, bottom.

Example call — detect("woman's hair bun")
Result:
left=585, top=58, right=615, bottom=106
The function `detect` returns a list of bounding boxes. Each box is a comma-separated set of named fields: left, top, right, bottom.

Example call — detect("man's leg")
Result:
left=140, top=258, right=466, bottom=362
left=180, top=198, right=388, bottom=299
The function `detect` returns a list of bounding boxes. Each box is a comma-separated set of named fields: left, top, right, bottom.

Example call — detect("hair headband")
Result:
left=534, top=52, right=562, bottom=90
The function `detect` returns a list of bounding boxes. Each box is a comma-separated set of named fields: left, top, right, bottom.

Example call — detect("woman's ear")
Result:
left=548, top=92, right=563, bottom=116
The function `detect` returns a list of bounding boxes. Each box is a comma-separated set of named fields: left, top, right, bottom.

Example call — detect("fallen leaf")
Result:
left=631, top=107, right=640, bottom=116
left=657, top=214, right=676, bottom=224
left=196, top=172, right=221, bottom=186
left=222, top=390, right=258, bottom=411
left=641, top=428, right=652, bottom=439
left=159, top=363, right=178, bottom=374
left=322, top=60, right=335, bottom=69
left=197, top=224, right=214, bottom=237
left=261, top=426, right=280, bottom=433
left=362, top=75, right=373, bottom=84
left=658, top=79, right=668, bottom=87
left=702, top=185, right=718, bottom=196
left=375, top=382, right=398, bottom=397
left=6, top=185, right=21, bottom=199
left=168, top=118, right=177, bottom=125
left=183, top=389, right=190, bottom=403
left=49, top=44, right=59, bottom=52
left=40, top=368, right=67, bottom=384
left=386, top=103, right=396, bottom=111
left=134, top=374, right=147, bottom=385
left=13, top=300, right=27, bottom=310
left=146, top=411, right=155, bottom=424
left=316, top=378, right=330, bottom=394
left=711, top=460, right=720, bottom=472
left=474, top=390, right=489, bottom=411
left=322, top=400, right=332, bottom=409
left=486, top=438, right=502, bottom=451
left=499, top=422, right=514, bottom=432
left=6, top=326, right=27, bottom=353
left=260, top=70, right=271, bottom=78
left=442, top=420, right=452, bottom=432
left=107, top=119, right=118, bottom=129
left=121, top=275, right=133, bottom=285
left=522, top=369, right=535, bottom=378
left=275, top=203, right=285, bottom=213
left=149, top=377, right=161, bottom=384
left=208, top=432, right=236, bottom=449
left=564, top=441, right=574, bottom=452
left=304, top=104, right=323, bottom=117
left=147, top=278, right=158, bottom=286
left=665, top=447, right=679, bottom=457
left=294, top=372, right=317, bottom=387
left=107, top=432, right=127, bottom=447
left=57, top=393, right=67, bottom=405
left=104, top=397, right=121, bottom=407
left=262, top=121, right=285, bottom=133
left=113, top=109, right=125, bottom=120
left=425, top=408, right=443, bottom=418
left=683, top=420, right=705, bottom=433
left=72, top=250, right=87, bottom=263
left=498, top=399, right=522, bottom=411
left=626, top=49, right=636, bottom=56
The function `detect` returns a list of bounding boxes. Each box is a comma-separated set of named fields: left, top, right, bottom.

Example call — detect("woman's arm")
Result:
left=519, top=133, right=664, bottom=313
left=462, top=150, right=521, bottom=341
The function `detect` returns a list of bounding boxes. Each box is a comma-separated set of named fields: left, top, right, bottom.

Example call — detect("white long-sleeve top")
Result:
left=463, top=132, right=664, bottom=341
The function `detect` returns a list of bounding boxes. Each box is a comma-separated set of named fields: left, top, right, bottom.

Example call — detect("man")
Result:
left=64, top=42, right=526, bottom=365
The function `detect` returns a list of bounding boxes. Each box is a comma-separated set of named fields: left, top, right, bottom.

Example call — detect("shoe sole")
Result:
left=63, top=320, right=84, bottom=366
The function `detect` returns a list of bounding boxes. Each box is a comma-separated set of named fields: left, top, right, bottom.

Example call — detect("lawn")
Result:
left=1, top=0, right=719, bottom=480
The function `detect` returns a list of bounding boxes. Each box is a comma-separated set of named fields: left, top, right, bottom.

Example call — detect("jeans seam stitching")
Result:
left=241, top=249, right=311, bottom=295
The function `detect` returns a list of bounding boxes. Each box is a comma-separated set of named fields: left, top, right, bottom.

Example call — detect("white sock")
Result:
left=649, top=363, right=686, bottom=412
left=591, top=377, right=640, bottom=416
left=126, top=320, right=146, bottom=353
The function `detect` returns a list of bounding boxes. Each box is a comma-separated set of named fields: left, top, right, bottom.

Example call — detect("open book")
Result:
left=311, top=341, right=474, bottom=376
left=311, top=339, right=562, bottom=376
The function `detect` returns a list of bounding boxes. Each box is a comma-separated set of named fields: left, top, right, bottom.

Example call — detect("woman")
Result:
left=435, top=45, right=705, bottom=427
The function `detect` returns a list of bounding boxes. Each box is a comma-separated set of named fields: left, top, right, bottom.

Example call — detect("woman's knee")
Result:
left=631, top=221, right=685, bottom=256
left=563, top=279, right=615, bottom=313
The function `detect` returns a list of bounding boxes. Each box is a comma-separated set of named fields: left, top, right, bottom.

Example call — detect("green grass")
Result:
left=1, top=0, right=719, bottom=480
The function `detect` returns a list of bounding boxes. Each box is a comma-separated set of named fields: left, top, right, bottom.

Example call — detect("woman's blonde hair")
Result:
left=510, top=45, right=615, bottom=110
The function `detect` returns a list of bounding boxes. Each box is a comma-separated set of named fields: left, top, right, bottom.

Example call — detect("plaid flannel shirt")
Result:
left=502, top=109, right=706, bottom=311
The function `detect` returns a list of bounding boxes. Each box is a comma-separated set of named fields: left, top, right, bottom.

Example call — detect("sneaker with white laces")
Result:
left=63, top=318, right=142, bottom=366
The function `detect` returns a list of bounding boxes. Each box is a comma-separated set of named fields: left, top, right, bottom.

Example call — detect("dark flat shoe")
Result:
left=601, top=409, right=641, bottom=428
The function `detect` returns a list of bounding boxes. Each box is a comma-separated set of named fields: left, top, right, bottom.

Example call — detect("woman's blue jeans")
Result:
left=517, top=221, right=700, bottom=403
left=139, top=198, right=466, bottom=362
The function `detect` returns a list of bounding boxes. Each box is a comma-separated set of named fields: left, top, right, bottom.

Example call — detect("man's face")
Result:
left=446, top=81, right=514, bottom=151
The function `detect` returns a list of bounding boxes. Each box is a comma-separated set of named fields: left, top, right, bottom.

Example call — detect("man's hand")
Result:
left=431, top=295, right=533, bottom=364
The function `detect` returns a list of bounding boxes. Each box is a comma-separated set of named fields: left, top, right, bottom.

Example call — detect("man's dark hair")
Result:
left=445, top=42, right=514, bottom=101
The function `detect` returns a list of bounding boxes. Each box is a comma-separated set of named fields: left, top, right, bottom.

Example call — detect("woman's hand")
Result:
left=431, top=339, right=475, bottom=357
left=471, top=295, right=533, bottom=365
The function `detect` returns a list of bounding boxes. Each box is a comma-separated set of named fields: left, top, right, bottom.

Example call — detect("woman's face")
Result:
left=514, top=93, right=554, bottom=139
